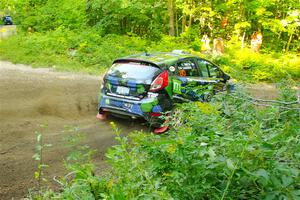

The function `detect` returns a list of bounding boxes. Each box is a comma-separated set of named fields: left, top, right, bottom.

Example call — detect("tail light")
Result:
left=150, top=112, right=162, bottom=117
left=149, top=71, right=168, bottom=92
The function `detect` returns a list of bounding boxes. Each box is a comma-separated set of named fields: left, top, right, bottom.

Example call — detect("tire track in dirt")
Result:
left=0, top=61, right=147, bottom=199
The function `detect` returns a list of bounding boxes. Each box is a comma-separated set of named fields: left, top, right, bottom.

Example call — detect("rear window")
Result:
left=108, top=62, right=161, bottom=80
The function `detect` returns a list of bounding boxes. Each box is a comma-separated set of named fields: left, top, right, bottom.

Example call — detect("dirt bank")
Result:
left=0, top=61, right=146, bottom=199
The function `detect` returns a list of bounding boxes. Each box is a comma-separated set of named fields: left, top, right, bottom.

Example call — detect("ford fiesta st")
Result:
left=97, top=51, right=231, bottom=133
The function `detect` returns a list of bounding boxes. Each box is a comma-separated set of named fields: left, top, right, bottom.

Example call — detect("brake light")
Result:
left=149, top=71, right=168, bottom=92
left=150, top=112, right=162, bottom=117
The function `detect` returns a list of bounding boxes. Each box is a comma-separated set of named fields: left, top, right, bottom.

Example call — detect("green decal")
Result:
left=164, top=77, right=173, bottom=97
left=173, top=79, right=182, bottom=94
left=141, top=102, right=153, bottom=112
left=105, top=98, right=110, bottom=105
left=105, top=83, right=112, bottom=90
left=120, top=79, right=127, bottom=85
left=98, top=92, right=102, bottom=102
left=141, top=98, right=158, bottom=112
left=137, top=85, right=145, bottom=94
left=187, top=81, right=197, bottom=87
left=152, top=98, right=158, bottom=105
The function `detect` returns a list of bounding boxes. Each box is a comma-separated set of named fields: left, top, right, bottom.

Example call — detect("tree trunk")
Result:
left=241, top=32, right=246, bottom=49
left=175, top=7, right=178, bottom=36
left=168, top=0, right=175, bottom=36
left=182, top=14, right=187, bottom=33
left=189, top=14, right=193, bottom=27
left=286, top=32, right=293, bottom=52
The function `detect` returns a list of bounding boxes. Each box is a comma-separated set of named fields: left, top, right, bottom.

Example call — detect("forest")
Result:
left=0, top=0, right=300, bottom=199
left=0, top=0, right=299, bottom=80
left=1, top=0, right=299, bottom=48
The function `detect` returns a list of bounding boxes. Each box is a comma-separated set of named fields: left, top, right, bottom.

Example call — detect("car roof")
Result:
left=113, top=52, right=194, bottom=68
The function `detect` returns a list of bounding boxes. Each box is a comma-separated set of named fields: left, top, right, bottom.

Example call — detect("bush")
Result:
left=101, top=86, right=299, bottom=199
left=1, top=29, right=299, bottom=82
left=34, top=84, right=300, bottom=199
left=211, top=48, right=300, bottom=82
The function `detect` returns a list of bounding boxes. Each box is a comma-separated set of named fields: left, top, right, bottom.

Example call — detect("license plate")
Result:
left=116, top=86, right=130, bottom=95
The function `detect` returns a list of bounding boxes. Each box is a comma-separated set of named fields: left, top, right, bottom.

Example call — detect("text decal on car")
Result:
left=116, top=86, right=130, bottom=95
left=173, top=79, right=182, bottom=94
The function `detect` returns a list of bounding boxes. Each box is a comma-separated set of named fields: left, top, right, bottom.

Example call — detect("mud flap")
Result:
left=153, top=126, right=169, bottom=134
left=96, top=112, right=108, bottom=120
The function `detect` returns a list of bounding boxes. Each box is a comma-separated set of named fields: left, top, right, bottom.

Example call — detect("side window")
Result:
left=197, top=59, right=222, bottom=78
left=176, top=59, right=199, bottom=77
left=196, top=59, right=209, bottom=77
left=207, top=63, right=222, bottom=78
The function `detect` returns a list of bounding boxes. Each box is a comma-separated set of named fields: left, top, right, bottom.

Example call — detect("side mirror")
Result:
left=223, top=73, right=230, bottom=81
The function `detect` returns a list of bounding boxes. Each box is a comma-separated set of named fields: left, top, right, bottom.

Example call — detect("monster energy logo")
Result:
left=173, top=80, right=182, bottom=94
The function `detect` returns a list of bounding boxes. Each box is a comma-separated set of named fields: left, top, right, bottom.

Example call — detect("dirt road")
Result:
left=0, top=25, right=17, bottom=39
left=0, top=61, right=146, bottom=199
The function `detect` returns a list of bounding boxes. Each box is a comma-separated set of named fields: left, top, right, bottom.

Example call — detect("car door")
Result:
left=173, top=58, right=211, bottom=101
left=196, top=58, right=226, bottom=93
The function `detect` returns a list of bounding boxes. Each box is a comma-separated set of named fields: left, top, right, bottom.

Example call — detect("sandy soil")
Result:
left=0, top=61, right=147, bottom=199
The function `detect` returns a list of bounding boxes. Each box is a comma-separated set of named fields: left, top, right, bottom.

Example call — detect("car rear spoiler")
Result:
left=113, top=58, right=160, bottom=68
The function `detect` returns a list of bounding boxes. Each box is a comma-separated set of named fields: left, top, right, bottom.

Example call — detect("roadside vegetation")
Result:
left=31, top=82, right=300, bottom=199
left=1, top=0, right=299, bottom=199
left=0, top=0, right=299, bottom=82
left=0, top=30, right=299, bottom=82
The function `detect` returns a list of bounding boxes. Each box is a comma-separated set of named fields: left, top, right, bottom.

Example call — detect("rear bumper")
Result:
left=98, top=93, right=166, bottom=126
left=101, top=105, right=143, bottom=118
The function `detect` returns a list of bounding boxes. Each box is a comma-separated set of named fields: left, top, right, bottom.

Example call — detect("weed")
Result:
left=30, top=124, right=52, bottom=199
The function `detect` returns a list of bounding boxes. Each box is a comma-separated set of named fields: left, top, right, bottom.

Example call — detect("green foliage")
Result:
left=56, top=126, right=106, bottom=200
left=99, top=87, right=299, bottom=199
left=33, top=84, right=300, bottom=199
left=1, top=0, right=299, bottom=80
left=86, top=0, right=167, bottom=38
left=2, top=0, right=299, bottom=50
left=30, top=126, right=109, bottom=199
left=1, top=29, right=299, bottom=81
left=210, top=48, right=300, bottom=82
left=0, top=30, right=191, bottom=74
left=8, top=0, right=87, bottom=31
left=0, top=30, right=143, bottom=74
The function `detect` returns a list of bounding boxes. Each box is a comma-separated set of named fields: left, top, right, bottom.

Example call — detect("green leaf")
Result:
left=255, top=169, right=269, bottom=181
left=208, top=148, right=216, bottom=160
left=36, top=145, right=42, bottom=151
left=36, top=134, right=42, bottom=142
left=44, top=143, right=52, bottom=148
left=281, top=175, right=293, bottom=187
left=34, top=171, right=40, bottom=179
left=39, top=164, right=49, bottom=168
left=292, top=190, right=300, bottom=199
left=32, top=153, right=40, bottom=161
left=264, top=193, right=276, bottom=200
left=226, top=159, right=235, bottom=170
